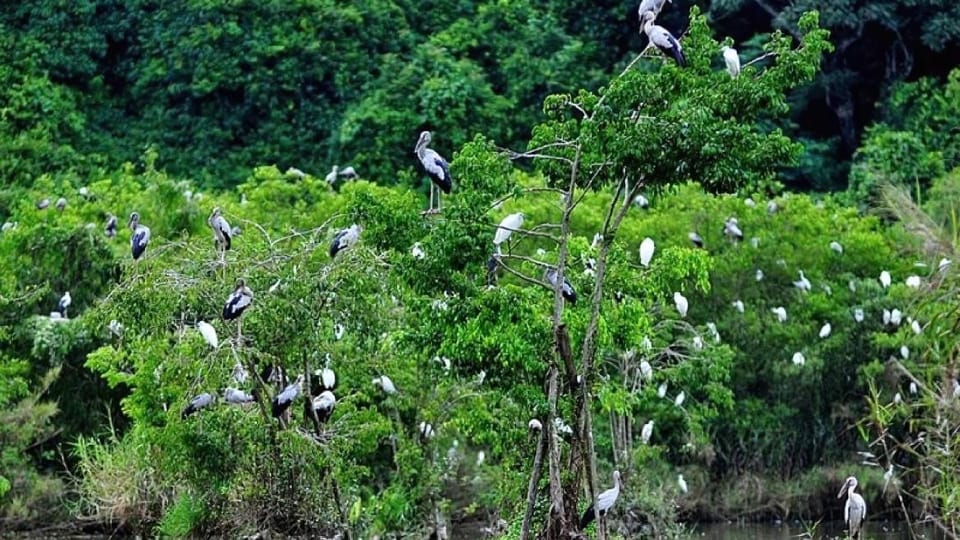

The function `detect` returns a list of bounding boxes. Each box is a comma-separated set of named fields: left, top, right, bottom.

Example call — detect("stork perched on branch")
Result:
left=642, top=11, right=685, bottom=66
left=414, top=131, right=452, bottom=214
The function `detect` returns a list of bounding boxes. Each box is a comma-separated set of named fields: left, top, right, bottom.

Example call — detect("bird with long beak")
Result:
left=837, top=475, right=866, bottom=539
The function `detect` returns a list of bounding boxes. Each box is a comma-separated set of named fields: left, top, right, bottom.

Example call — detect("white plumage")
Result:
left=909, top=381, right=917, bottom=395
left=674, top=391, right=685, bottom=406
left=330, top=224, right=362, bottom=258
left=905, top=275, right=921, bottom=288
left=673, top=292, right=688, bottom=318
left=639, top=237, right=655, bottom=267
left=493, top=212, right=525, bottom=252
left=838, top=476, right=866, bottom=539
left=197, top=321, right=219, bottom=349
left=772, top=306, right=787, bottom=323
left=57, top=291, right=72, bottom=318
left=879, top=270, right=892, bottom=288
left=830, top=241, right=844, bottom=254
left=312, top=390, right=337, bottom=423
left=890, top=309, right=902, bottom=326
left=641, top=420, right=654, bottom=444
left=792, top=352, right=805, bottom=366
left=637, top=0, right=670, bottom=20
left=579, top=470, right=622, bottom=529
left=641, top=11, right=685, bottom=66
left=224, top=387, right=254, bottom=404
left=411, top=242, right=426, bottom=260
left=732, top=300, right=745, bottom=314
left=528, top=418, right=543, bottom=431
left=373, top=375, right=397, bottom=394
left=639, top=360, right=653, bottom=380
left=677, top=474, right=688, bottom=493
left=721, top=46, right=740, bottom=77
left=658, top=382, right=668, bottom=398
left=819, top=323, right=832, bottom=339
left=900, top=345, right=910, bottom=359
left=793, top=270, right=811, bottom=292
left=911, top=319, right=922, bottom=334
left=723, top=217, right=744, bottom=240
left=755, top=269, right=764, bottom=281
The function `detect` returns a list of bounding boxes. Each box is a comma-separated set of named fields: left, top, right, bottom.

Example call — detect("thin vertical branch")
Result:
left=521, top=429, right=547, bottom=540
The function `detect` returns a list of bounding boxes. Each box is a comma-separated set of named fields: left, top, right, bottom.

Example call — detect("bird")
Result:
left=224, top=387, right=254, bottom=404
left=57, top=292, right=71, bottom=319
left=723, top=217, right=744, bottom=241
left=232, top=361, right=248, bottom=384
left=128, top=212, right=151, bottom=260
left=528, top=418, right=543, bottom=431
left=338, top=166, right=358, bottom=180
left=197, top=321, right=219, bottom=349
left=182, top=392, right=214, bottom=418
left=330, top=224, right=362, bottom=258
left=272, top=375, right=304, bottom=418
left=792, top=352, right=805, bottom=366
left=755, top=269, right=764, bottom=282
left=639, top=237, right=655, bottom=267
left=673, top=292, right=688, bottom=318
left=318, top=367, right=336, bottom=392
left=104, top=213, right=117, bottom=238
left=732, top=300, right=745, bottom=314
left=830, top=241, right=844, bottom=254
left=909, top=381, right=918, bottom=395
left=674, top=391, right=685, bottom=406
left=658, top=383, right=668, bottom=398
left=677, top=474, right=688, bottom=494
left=838, top=476, right=866, bottom=539
left=879, top=271, right=892, bottom=288
left=905, top=275, right=921, bottom=288
left=545, top=268, right=577, bottom=304
left=641, top=420, right=654, bottom=444
left=411, top=242, right=426, bottom=260
left=333, top=322, right=345, bottom=340
left=285, top=167, right=307, bottom=179
left=641, top=11, right=685, bottom=66
left=639, top=360, right=653, bottom=380
left=222, top=278, right=253, bottom=340
left=1, top=222, right=16, bottom=232
left=55, top=197, right=67, bottom=212
left=208, top=207, right=232, bottom=260
left=633, top=194, right=650, bottom=208
left=414, top=131, right=453, bottom=213
left=36, top=198, right=50, bottom=210
left=688, top=231, right=704, bottom=249
left=373, top=375, right=397, bottom=394
left=493, top=213, right=525, bottom=254
left=325, top=165, right=339, bottom=184
left=819, top=323, right=832, bottom=339
left=766, top=201, right=779, bottom=214
left=419, top=421, right=435, bottom=440
left=579, top=470, right=622, bottom=530
left=883, top=309, right=891, bottom=325
left=637, top=0, right=671, bottom=21
left=890, top=309, right=902, bottom=326
left=721, top=45, right=740, bottom=77
left=900, top=345, right=910, bottom=359
left=793, top=270, right=811, bottom=292
left=312, top=390, right=337, bottom=423
left=772, top=306, right=787, bottom=323
left=911, top=319, right=922, bottom=334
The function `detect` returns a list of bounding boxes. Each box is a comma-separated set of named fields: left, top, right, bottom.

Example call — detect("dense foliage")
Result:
left=1, top=1, right=960, bottom=538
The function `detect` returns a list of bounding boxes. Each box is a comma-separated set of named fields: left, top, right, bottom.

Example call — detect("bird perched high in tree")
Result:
left=272, top=374, right=304, bottom=420
left=208, top=207, right=232, bottom=264
left=223, top=278, right=253, bottom=341
left=580, top=470, right=623, bottom=529
left=545, top=268, right=577, bottom=304
left=182, top=392, right=215, bottom=419
left=721, top=46, right=741, bottom=77
left=57, top=291, right=71, bottom=319
left=104, top=213, right=117, bottom=238
left=330, top=224, right=362, bottom=258
left=128, top=212, right=151, bottom=261
left=641, top=11, right=685, bottom=66
left=414, top=131, right=452, bottom=214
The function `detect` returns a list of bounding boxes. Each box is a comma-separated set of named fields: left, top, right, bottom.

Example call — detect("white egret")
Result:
left=692, top=336, right=704, bottom=350
left=744, top=197, right=756, bottom=208
left=633, top=194, right=649, bottom=208
left=330, top=224, right=362, bottom=258
left=909, top=382, right=917, bottom=395
left=756, top=269, right=764, bottom=281
left=579, top=470, right=622, bottom=529
left=905, top=275, right=921, bottom=288
left=318, top=367, right=336, bottom=392
left=639, top=237, right=655, bottom=267
left=641, top=11, right=685, bottom=66
left=414, top=131, right=453, bottom=213
left=830, top=241, right=844, bottom=254
left=853, top=308, right=865, bottom=323
left=900, top=346, right=909, bottom=359
left=879, top=270, right=892, bottom=288
left=732, top=300, right=745, bottom=313
left=128, top=212, right=151, bottom=260
left=181, top=392, right=214, bottom=418
left=373, top=375, right=397, bottom=394
left=772, top=306, right=787, bottom=323
left=639, top=360, right=653, bottom=380
left=657, top=382, right=668, bottom=398
left=793, top=270, right=811, bottom=292
left=55, top=197, right=67, bottom=212
left=838, top=476, right=866, bottom=539
left=197, top=321, right=219, bottom=349
left=849, top=279, right=857, bottom=292
left=591, top=233, right=603, bottom=250
left=641, top=421, right=654, bottom=444
left=893, top=392, right=903, bottom=404
left=325, top=165, right=339, bottom=184
left=677, top=474, right=688, bottom=494
left=721, top=45, right=740, bottom=77
left=819, top=323, right=832, bottom=339
left=706, top=322, right=720, bottom=343
left=882, top=309, right=891, bottom=325
left=674, top=391, right=685, bottom=406
left=792, top=352, right=805, bottom=366
left=673, top=292, right=689, bottom=318
left=890, top=309, right=902, bottom=326
left=493, top=213, right=525, bottom=254
left=911, top=319, right=922, bottom=334
left=411, top=242, right=426, bottom=260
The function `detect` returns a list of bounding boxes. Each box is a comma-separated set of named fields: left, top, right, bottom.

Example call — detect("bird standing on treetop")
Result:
left=721, top=46, right=740, bottom=77
left=637, top=0, right=671, bottom=21
left=580, top=470, right=623, bottom=529
left=182, top=392, right=214, bottom=419
left=128, top=212, right=151, bottom=261
left=330, top=224, right=361, bottom=258
left=838, top=476, right=866, bottom=539
left=208, top=207, right=232, bottom=261
left=311, top=390, right=336, bottom=424
left=223, top=278, right=253, bottom=341
left=414, top=131, right=452, bottom=214
left=639, top=237, right=655, bottom=267
left=272, top=374, right=304, bottom=418
left=56, top=291, right=72, bottom=319
left=641, top=11, right=685, bottom=66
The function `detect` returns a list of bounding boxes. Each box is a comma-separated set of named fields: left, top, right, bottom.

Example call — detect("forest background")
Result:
left=1, top=0, right=960, bottom=538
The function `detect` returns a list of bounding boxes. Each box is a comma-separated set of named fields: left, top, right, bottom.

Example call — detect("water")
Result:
left=695, top=521, right=946, bottom=539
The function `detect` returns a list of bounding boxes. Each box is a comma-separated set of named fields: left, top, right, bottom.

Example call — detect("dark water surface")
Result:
left=695, top=521, right=946, bottom=539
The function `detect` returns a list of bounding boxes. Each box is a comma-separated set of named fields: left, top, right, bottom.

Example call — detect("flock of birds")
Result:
left=22, top=5, right=909, bottom=536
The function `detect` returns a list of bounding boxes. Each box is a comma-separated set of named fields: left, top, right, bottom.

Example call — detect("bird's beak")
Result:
left=837, top=481, right=848, bottom=499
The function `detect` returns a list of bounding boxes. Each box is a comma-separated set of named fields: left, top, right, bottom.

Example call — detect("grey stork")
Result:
left=128, top=212, right=151, bottom=261
left=688, top=231, right=704, bottom=249
left=637, top=0, right=671, bottom=22
left=641, top=11, right=685, bottom=66
left=181, top=392, right=215, bottom=418
left=104, top=213, right=117, bottom=238
left=272, top=374, right=304, bottom=419
left=208, top=207, right=232, bottom=263
left=580, top=470, right=623, bottom=529
left=414, top=131, right=453, bottom=213
left=222, top=278, right=253, bottom=341
left=545, top=268, right=577, bottom=304
left=224, top=387, right=254, bottom=404
left=330, top=224, right=361, bottom=258
left=311, top=390, right=336, bottom=424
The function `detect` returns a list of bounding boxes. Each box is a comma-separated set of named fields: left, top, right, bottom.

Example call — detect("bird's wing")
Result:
left=597, top=486, right=619, bottom=510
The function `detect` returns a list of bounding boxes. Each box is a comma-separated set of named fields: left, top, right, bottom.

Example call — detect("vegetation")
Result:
left=1, top=0, right=959, bottom=538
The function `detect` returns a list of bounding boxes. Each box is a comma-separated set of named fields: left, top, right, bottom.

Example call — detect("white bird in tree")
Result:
left=838, top=476, right=866, bottom=539
left=909, top=382, right=918, bottom=395
left=528, top=418, right=543, bottom=431
left=641, top=11, right=685, bottom=66
left=312, top=390, right=337, bottom=423
left=677, top=474, right=688, bottom=494
left=674, top=391, right=685, bottom=406
left=181, top=392, right=214, bottom=418
left=36, top=198, right=50, bottom=210
left=197, top=321, right=219, bottom=349
left=639, top=237, right=655, bottom=267
left=792, top=352, right=805, bottom=366
left=330, top=224, right=362, bottom=258
left=57, top=291, right=71, bottom=319
left=637, top=0, right=671, bottom=21
left=272, top=375, right=304, bottom=419
left=905, top=275, right=921, bottom=288
left=673, top=292, right=689, bottom=318
left=830, top=241, right=844, bottom=254
left=411, top=242, right=426, bottom=260
left=414, top=131, right=453, bottom=213
left=633, top=194, right=649, bottom=208
left=224, top=387, right=254, bottom=404
left=658, top=383, right=668, bottom=398
left=911, top=319, right=922, bottom=334
left=772, top=306, right=787, bottom=323
left=641, top=420, right=654, bottom=444
left=732, top=300, right=745, bottom=314
left=493, top=212, right=525, bottom=254
left=128, top=212, right=151, bottom=260
left=579, top=470, right=623, bottom=530
left=208, top=207, right=232, bottom=264
left=890, top=309, right=902, bottom=326
left=285, top=167, right=306, bottom=179
left=373, top=375, right=397, bottom=394
left=222, top=278, right=253, bottom=341
left=232, top=361, right=248, bottom=384
left=56, top=197, right=67, bottom=212
left=900, top=346, right=910, bottom=359
left=879, top=270, right=892, bottom=288
left=819, top=323, right=832, bottom=339
left=639, top=360, right=653, bottom=380
left=882, top=309, right=891, bottom=325
left=793, top=270, right=812, bottom=292
left=893, top=392, right=903, bottom=404
left=756, top=269, right=764, bottom=282
left=721, top=45, right=740, bottom=77
left=688, top=231, right=704, bottom=249
left=419, top=421, right=435, bottom=440
left=744, top=198, right=756, bottom=208
left=338, top=166, right=358, bottom=180
left=723, top=217, right=744, bottom=241
left=545, top=268, right=577, bottom=304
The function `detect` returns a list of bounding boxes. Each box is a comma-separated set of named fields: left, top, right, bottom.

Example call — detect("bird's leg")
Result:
left=237, top=318, right=244, bottom=345
left=430, top=183, right=437, bottom=214
left=437, top=186, right=443, bottom=214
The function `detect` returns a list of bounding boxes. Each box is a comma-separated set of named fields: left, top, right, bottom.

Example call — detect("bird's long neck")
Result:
left=415, top=141, right=427, bottom=159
